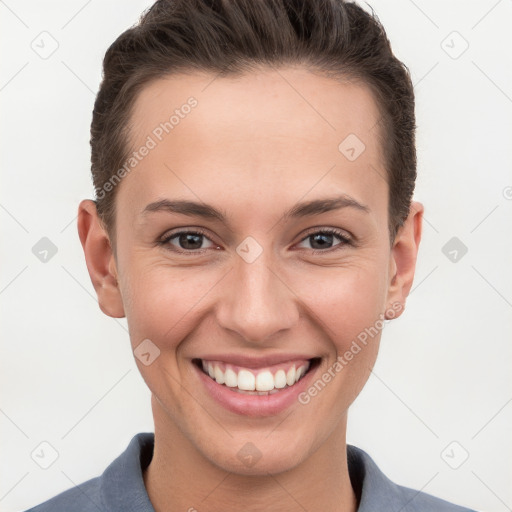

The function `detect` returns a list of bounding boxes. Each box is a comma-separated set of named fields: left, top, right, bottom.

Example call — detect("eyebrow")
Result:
left=141, top=195, right=370, bottom=223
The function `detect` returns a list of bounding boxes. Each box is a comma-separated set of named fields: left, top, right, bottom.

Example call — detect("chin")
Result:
left=218, top=447, right=306, bottom=476
left=198, top=430, right=314, bottom=476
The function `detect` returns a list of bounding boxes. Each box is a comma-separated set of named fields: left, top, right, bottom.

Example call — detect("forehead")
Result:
left=122, top=67, right=387, bottom=220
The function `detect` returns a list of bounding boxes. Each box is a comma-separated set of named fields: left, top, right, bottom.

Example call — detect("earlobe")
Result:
left=385, top=201, right=424, bottom=318
left=77, top=199, right=125, bottom=318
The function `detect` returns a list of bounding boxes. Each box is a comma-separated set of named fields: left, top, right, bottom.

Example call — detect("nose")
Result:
left=215, top=249, right=300, bottom=345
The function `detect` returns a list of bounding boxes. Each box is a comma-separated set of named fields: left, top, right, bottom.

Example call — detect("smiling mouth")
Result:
left=193, top=357, right=321, bottom=395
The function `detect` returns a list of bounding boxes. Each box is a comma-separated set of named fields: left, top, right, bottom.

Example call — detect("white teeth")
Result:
left=237, top=369, right=255, bottom=391
left=200, top=360, right=312, bottom=392
left=225, top=368, right=238, bottom=387
left=274, top=369, right=287, bottom=389
left=207, top=362, right=215, bottom=379
left=286, top=366, right=296, bottom=386
left=255, top=370, right=274, bottom=391
left=214, top=365, right=225, bottom=384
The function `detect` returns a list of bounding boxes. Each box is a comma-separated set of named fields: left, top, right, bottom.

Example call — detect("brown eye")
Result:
left=296, top=228, right=352, bottom=252
left=160, top=230, right=216, bottom=253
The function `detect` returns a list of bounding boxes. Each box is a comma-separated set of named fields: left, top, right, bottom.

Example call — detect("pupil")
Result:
left=177, top=233, right=334, bottom=251
left=311, top=233, right=332, bottom=250
left=180, top=233, right=202, bottom=249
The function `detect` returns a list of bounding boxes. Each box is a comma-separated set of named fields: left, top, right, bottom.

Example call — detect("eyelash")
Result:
left=300, top=227, right=353, bottom=254
left=158, top=227, right=353, bottom=255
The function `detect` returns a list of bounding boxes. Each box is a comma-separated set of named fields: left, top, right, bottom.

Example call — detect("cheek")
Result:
left=293, top=260, right=389, bottom=346
left=119, top=264, right=215, bottom=410
left=120, top=242, right=390, bottom=353
left=121, top=262, right=218, bottom=348
left=292, top=259, right=389, bottom=393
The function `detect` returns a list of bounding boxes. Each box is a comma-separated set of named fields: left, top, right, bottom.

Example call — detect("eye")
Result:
left=296, top=228, right=352, bottom=253
left=159, top=229, right=218, bottom=254
left=158, top=227, right=352, bottom=255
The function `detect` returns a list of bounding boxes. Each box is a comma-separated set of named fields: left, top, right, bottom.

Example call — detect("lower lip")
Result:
left=194, top=361, right=318, bottom=417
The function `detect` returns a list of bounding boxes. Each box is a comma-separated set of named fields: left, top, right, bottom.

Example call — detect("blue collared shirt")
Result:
left=24, top=432, right=477, bottom=511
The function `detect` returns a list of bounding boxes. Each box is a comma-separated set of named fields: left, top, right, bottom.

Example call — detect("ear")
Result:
left=385, top=201, right=424, bottom=319
left=77, top=199, right=125, bottom=318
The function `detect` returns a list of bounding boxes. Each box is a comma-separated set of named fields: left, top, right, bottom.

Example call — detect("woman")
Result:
left=26, top=0, right=477, bottom=510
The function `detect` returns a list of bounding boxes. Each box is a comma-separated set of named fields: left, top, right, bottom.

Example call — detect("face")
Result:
left=79, top=66, right=422, bottom=475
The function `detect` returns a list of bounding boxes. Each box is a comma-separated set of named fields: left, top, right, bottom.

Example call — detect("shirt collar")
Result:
left=99, top=432, right=404, bottom=512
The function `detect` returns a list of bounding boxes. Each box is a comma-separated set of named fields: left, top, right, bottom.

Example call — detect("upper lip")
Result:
left=194, top=353, right=317, bottom=369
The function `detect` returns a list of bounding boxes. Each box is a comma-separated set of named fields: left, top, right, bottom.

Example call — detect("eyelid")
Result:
left=295, top=227, right=353, bottom=253
left=159, top=227, right=219, bottom=254
left=299, top=226, right=352, bottom=241
left=160, top=226, right=211, bottom=242
left=158, top=226, right=353, bottom=254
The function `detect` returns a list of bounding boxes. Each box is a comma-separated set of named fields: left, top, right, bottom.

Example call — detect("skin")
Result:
left=78, top=66, right=423, bottom=512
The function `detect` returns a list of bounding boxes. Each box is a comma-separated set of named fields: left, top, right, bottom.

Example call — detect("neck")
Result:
left=143, top=397, right=358, bottom=512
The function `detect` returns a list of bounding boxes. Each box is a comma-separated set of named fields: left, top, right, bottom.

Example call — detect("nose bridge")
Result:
left=216, top=243, right=299, bottom=344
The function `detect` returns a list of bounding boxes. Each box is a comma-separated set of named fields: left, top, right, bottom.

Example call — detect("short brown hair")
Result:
left=90, top=0, right=416, bottom=244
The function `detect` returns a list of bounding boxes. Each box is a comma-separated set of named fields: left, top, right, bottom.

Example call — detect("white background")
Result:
left=1, top=1, right=511, bottom=511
